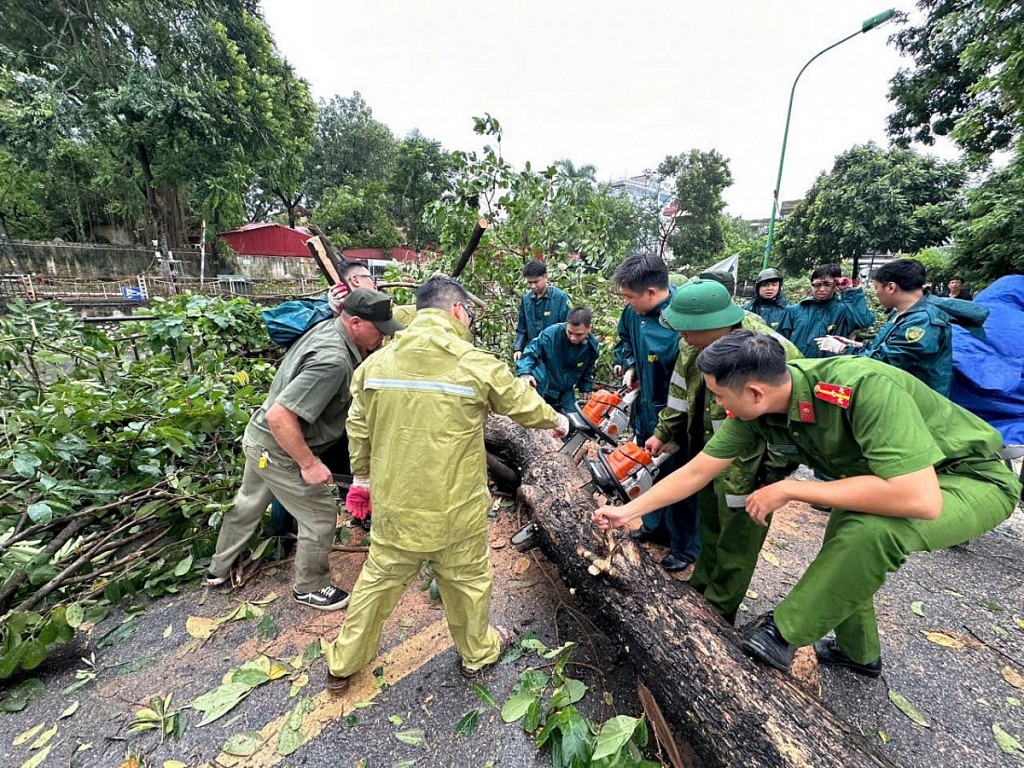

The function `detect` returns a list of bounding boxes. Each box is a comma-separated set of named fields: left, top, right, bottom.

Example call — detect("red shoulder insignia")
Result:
left=797, top=401, right=816, bottom=423
left=813, top=382, right=852, bottom=409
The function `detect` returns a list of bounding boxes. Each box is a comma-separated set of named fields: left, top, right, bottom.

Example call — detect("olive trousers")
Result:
left=774, top=459, right=1020, bottom=663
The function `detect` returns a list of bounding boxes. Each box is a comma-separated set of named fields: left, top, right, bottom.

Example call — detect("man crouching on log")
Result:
left=594, top=329, right=1020, bottom=678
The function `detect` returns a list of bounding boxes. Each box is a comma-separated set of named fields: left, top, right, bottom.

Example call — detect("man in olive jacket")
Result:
left=325, top=277, right=568, bottom=694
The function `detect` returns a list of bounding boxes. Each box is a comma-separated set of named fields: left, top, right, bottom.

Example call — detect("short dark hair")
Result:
left=697, top=329, right=789, bottom=391
left=416, top=275, right=470, bottom=311
left=340, top=259, right=371, bottom=281
left=613, top=253, right=669, bottom=293
left=949, top=275, right=964, bottom=282
left=872, top=258, right=926, bottom=291
left=523, top=260, right=548, bottom=278
left=567, top=307, right=593, bottom=326
left=811, top=264, right=842, bottom=281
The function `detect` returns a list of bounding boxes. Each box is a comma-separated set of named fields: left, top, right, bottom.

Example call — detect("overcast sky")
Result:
left=260, top=0, right=957, bottom=220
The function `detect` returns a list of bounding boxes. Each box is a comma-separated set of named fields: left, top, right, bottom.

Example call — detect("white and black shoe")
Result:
left=205, top=571, right=229, bottom=587
left=293, top=584, right=350, bottom=611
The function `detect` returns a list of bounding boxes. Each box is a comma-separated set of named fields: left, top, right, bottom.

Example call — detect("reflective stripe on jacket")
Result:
left=348, top=309, right=559, bottom=551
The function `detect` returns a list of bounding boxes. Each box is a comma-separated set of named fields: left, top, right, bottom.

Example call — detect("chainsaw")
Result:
left=560, top=387, right=639, bottom=456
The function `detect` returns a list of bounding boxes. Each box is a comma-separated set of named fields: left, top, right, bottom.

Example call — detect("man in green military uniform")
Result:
left=206, top=289, right=403, bottom=610
left=595, top=330, right=1020, bottom=677
left=646, top=280, right=801, bottom=621
left=778, top=264, right=876, bottom=358
left=815, top=258, right=988, bottom=397
left=516, top=307, right=599, bottom=412
left=325, top=277, right=567, bottom=694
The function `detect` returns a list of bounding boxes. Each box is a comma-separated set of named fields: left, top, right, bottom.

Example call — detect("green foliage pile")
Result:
left=0, top=296, right=274, bottom=679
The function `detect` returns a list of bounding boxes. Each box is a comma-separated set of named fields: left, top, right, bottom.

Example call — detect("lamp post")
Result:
left=761, top=9, right=897, bottom=269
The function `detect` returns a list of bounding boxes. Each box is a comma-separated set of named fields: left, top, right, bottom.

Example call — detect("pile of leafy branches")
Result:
left=0, top=296, right=277, bottom=679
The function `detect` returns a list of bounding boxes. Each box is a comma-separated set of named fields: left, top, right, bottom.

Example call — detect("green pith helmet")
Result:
left=660, top=278, right=745, bottom=332
left=756, top=267, right=783, bottom=286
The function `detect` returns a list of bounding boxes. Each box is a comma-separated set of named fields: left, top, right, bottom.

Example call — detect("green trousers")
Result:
left=209, top=439, right=337, bottom=593
left=689, top=482, right=769, bottom=624
left=775, top=459, right=1020, bottom=663
left=325, top=533, right=501, bottom=678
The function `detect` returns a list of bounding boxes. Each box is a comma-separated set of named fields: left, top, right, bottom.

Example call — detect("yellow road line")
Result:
left=206, top=618, right=454, bottom=767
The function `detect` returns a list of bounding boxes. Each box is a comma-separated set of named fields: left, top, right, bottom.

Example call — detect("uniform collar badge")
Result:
left=797, top=401, right=816, bottom=423
left=813, top=382, right=853, bottom=409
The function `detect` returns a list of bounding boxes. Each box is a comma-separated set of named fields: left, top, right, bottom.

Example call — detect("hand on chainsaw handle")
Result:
left=345, top=476, right=371, bottom=520
left=518, top=374, right=537, bottom=388
left=815, top=335, right=852, bottom=355
left=644, top=436, right=665, bottom=458
left=622, top=367, right=637, bottom=390
left=328, top=282, right=350, bottom=314
left=552, top=413, right=570, bottom=440
left=612, top=364, right=623, bottom=379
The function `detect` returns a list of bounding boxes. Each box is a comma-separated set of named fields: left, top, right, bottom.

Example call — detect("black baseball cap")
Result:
left=343, top=288, right=405, bottom=336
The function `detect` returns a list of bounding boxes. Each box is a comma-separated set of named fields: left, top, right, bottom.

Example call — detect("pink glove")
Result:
left=328, top=283, right=350, bottom=314
left=345, top=484, right=371, bottom=520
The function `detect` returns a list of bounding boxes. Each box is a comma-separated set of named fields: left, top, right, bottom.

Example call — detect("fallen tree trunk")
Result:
left=485, top=415, right=894, bottom=768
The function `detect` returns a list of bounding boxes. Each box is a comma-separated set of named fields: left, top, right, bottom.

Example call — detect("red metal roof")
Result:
left=216, top=224, right=434, bottom=264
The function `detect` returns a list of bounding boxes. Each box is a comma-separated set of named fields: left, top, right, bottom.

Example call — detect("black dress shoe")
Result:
left=360, top=515, right=372, bottom=532
left=813, top=638, right=882, bottom=678
left=741, top=613, right=795, bottom=672
left=660, top=554, right=694, bottom=572
left=630, top=527, right=657, bottom=543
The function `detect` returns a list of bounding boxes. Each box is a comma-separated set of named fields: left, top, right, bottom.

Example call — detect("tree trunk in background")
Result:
left=484, top=414, right=896, bottom=768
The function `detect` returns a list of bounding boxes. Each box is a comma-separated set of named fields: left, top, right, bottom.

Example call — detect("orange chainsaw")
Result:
left=561, top=387, right=639, bottom=454
left=584, top=441, right=675, bottom=503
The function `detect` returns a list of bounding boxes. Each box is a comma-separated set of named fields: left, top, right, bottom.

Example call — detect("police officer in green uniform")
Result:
left=815, top=258, right=988, bottom=397
left=744, top=268, right=788, bottom=330
left=512, top=260, right=571, bottom=361
left=612, top=254, right=699, bottom=572
left=778, top=264, right=876, bottom=358
left=594, top=330, right=1020, bottom=677
left=325, top=277, right=567, bottom=694
left=206, top=289, right=403, bottom=610
left=646, top=280, right=802, bottom=621
left=516, top=307, right=600, bottom=413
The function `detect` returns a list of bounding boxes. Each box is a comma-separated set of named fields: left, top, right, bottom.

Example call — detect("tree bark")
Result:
left=450, top=218, right=489, bottom=279
left=485, top=414, right=895, bottom=768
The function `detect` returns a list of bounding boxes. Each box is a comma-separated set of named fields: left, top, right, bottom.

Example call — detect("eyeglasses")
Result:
left=810, top=281, right=835, bottom=289
left=352, top=273, right=375, bottom=282
left=456, top=301, right=477, bottom=326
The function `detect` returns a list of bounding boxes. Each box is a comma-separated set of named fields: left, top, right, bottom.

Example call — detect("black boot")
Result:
left=741, top=613, right=795, bottom=672
left=813, top=637, right=882, bottom=678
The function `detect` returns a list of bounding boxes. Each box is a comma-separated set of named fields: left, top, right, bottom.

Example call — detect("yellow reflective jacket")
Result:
left=348, top=308, right=559, bottom=551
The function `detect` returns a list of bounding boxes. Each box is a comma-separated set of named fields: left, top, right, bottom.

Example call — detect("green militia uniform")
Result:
left=703, top=357, right=1021, bottom=663
left=653, top=313, right=802, bottom=622
left=209, top=317, right=362, bottom=591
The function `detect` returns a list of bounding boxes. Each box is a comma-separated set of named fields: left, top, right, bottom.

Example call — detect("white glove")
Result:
left=815, top=336, right=849, bottom=355
left=622, top=367, right=637, bottom=390
left=328, top=283, right=349, bottom=313
left=552, top=413, right=570, bottom=439
left=612, top=364, right=623, bottom=378
left=519, top=374, right=537, bottom=388
left=513, top=350, right=523, bottom=362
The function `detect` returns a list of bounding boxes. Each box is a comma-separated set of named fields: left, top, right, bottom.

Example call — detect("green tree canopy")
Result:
left=656, top=149, right=733, bottom=269
left=773, top=143, right=965, bottom=276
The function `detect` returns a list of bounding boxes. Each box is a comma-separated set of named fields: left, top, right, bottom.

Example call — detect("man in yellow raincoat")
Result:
left=324, top=277, right=568, bottom=693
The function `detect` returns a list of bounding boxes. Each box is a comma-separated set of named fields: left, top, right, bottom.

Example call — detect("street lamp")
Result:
left=761, top=8, right=897, bottom=269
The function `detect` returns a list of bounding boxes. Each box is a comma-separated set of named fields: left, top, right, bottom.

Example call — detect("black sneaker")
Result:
left=205, top=571, right=229, bottom=587
left=813, top=637, right=882, bottom=678
left=293, top=584, right=350, bottom=611
left=741, top=613, right=795, bottom=672
left=360, top=515, right=372, bottom=532
left=660, top=554, right=694, bottom=572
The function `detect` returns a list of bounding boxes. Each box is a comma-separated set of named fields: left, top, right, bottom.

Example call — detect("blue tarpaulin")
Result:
left=950, top=275, right=1024, bottom=445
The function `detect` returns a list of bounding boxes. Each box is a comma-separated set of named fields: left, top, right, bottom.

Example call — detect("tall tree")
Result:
left=773, top=143, right=964, bottom=276
left=387, top=131, right=455, bottom=249
left=1, top=1, right=312, bottom=247
left=888, top=0, right=1024, bottom=159
left=657, top=150, right=733, bottom=269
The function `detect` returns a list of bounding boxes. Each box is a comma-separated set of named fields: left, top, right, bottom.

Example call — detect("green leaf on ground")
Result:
left=388, top=715, right=403, bottom=726
left=993, top=723, right=1022, bottom=755
left=13, top=722, right=44, bottom=746
left=277, top=724, right=305, bottom=756
left=455, top=709, right=480, bottom=735
left=501, top=693, right=537, bottom=723
left=59, top=701, right=79, bottom=719
left=911, top=601, right=925, bottom=617
left=473, top=683, right=496, bottom=708
left=888, top=690, right=930, bottom=727
left=172, top=554, right=193, bottom=577
left=761, top=551, right=780, bottom=566
left=222, top=731, right=262, bottom=756
left=592, top=715, right=643, bottom=762
left=19, top=744, right=51, bottom=768
left=395, top=728, right=425, bottom=745
left=191, top=682, right=252, bottom=726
